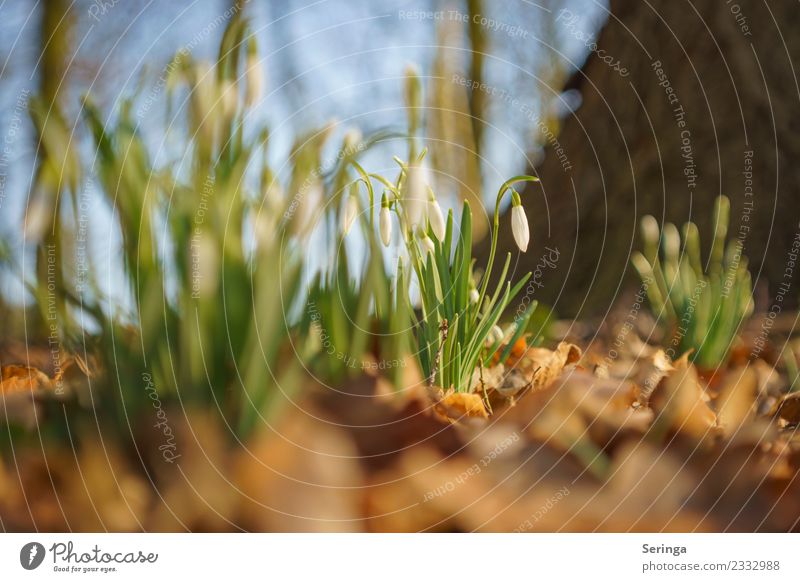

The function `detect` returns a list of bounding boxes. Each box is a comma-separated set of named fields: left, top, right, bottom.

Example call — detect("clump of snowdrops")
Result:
left=632, top=195, right=754, bottom=369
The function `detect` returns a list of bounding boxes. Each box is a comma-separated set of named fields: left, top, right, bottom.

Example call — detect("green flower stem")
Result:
left=475, top=175, right=539, bottom=325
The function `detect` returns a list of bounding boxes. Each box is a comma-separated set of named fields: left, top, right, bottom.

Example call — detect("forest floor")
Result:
left=1, top=309, right=799, bottom=532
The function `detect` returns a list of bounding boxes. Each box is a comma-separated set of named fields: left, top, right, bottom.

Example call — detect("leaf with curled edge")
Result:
left=434, top=390, right=489, bottom=422
left=650, top=354, right=717, bottom=439
left=716, top=365, right=758, bottom=437
left=0, top=365, right=52, bottom=394
left=522, top=341, right=582, bottom=389
left=1, top=365, right=55, bottom=429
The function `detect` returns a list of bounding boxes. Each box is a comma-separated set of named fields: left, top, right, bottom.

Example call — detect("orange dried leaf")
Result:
left=652, top=357, right=716, bottom=438
left=435, top=391, right=489, bottom=421
left=716, top=365, right=758, bottom=436
left=523, top=341, right=582, bottom=389
left=0, top=365, right=52, bottom=394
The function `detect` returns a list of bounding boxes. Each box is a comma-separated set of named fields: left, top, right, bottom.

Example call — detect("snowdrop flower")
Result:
left=380, top=193, right=392, bottom=247
left=342, top=191, right=359, bottom=235
left=245, top=38, right=265, bottom=107
left=191, top=64, right=218, bottom=139
left=469, top=288, right=480, bottom=304
left=403, top=164, right=427, bottom=228
left=510, top=192, right=530, bottom=252
left=427, top=189, right=446, bottom=241
left=418, top=230, right=435, bottom=257
left=491, top=325, right=505, bottom=344
left=294, top=180, right=322, bottom=238
left=343, top=128, right=362, bottom=154
left=484, top=324, right=504, bottom=347
left=220, top=79, right=238, bottom=119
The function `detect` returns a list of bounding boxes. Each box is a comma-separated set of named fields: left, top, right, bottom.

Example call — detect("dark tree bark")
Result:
left=483, top=0, right=800, bottom=318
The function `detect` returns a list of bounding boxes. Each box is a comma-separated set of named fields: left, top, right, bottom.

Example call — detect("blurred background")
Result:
left=3, top=0, right=798, bottom=319
left=0, top=0, right=608, bottom=312
left=1, top=0, right=799, bottom=533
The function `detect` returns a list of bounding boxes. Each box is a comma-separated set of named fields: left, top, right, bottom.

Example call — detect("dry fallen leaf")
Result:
left=651, top=356, right=717, bottom=439
left=1, top=365, right=57, bottom=428
left=522, top=342, right=582, bottom=390
left=434, top=390, right=489, bottom=421
left=0, top=365, right=52, bottom=394
left=716, top=365, right=758, bottom=436
left=634, top=349, right=674, bottom=404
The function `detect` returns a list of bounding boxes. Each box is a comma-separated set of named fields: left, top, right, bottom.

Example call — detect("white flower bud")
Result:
left=511, top=204, right=530, bottom=252
left=419, top=232, right=435, bottom=257
left=380, top=206, right=392, bottom=247
left=342, top=194, right=358, bottom=235
left=220, top=79, right=238, bottom=119
left=403, top=164, right=427, bottom=228
left=294, top=181, right=322, bottom=238
left=343, top=128, right=362, bottom=153
left=469, top=288, right=480, bottom=304
left=245, top=54, right=265, bottom=107
left=427, top=193, right=446, bottom=241
left=484, top=324, right=504, bottom=347
left=492, top=325, right=504, bottom=344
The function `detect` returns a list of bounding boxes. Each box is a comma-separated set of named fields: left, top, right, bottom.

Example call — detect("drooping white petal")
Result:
left=245, top=54, right=265, bottom=107
left=492, top=325, right=504, bottom=344
left=294, top=181, right=322, bottom=238
left=428, top=199, right=446, bottom=241
left=419, top=233, right=435, bottom=257
left=380, top=206, right=392, bottom=247
left=343, top=128, right=362, bottom=153
left=511, top=204, right=530, bottom=252
left=469, top=288, right=480, bottom=304
left=342, top=195, right=358, bottom=235
left=403, top=164, right=427, bottom=228
left=485, top=324, right=504, bottom=347
left=220, top=79, right=238, bottom=118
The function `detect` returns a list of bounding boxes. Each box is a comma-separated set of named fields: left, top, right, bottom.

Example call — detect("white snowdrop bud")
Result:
left=220, top=79, right=238, bottom=118
left=403, top=164, right=427, bottom=228
left=245, top=38, right=265, bottom=107
left=294, top=181, right=322, bottom=238
left=491, top=325, right=505, bottom=344
left=469, top=288, right=480, bottom=304
left=511, top=201, right=530, bottom=253
left=380, top=199, right=392, bottom=247
left=485, top=324, right=504, bottom=347
left=427, top=190, right=446, bottom=241
left=342, top=193, right=358, bottom=235
left=343, top=128, right=362, bottom=153
left=419, top=232, right=435, bottom=257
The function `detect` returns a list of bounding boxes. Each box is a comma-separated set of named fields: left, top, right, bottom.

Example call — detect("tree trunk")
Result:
left=484, top=0, right=800, bottom=318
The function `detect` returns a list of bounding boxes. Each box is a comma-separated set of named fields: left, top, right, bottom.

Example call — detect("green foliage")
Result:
left=632, top=195, right=754, bottom=369
left=7, top=16, right=547, bottom=439
left=302, top=232, right=410, bottom=385
left=407, top=203, right=534, bottom=392
left=78, top=19, right=313, bottom=437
